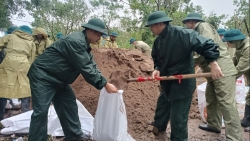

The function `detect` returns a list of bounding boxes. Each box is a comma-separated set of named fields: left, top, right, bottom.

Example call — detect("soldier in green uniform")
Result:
left=27, top=18, right=118, bottom=141
left=224, top=29, right=250, bottom=132
left=105, top=32, right=118, bottom=48
left=129, top=38, right=151, bottom=56
left=146, top=11, right=223, bottom=140
left=183, top=13, right=242, bottom=141
left=217, top=28, right=236, bottom=59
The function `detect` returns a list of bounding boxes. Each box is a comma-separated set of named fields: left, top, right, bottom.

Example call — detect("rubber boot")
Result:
left=241, top=104, right=250, bottom=127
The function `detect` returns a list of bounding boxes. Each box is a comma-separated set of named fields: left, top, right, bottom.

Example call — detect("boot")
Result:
left=148, top=121, right=166, bottom=135
left=21, top=98, right=30, bottom=113
left=241, top=104, right=250, bottom=127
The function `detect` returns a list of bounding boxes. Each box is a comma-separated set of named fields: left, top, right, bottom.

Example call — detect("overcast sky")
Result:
left=1, top=0, right=237, bottom=36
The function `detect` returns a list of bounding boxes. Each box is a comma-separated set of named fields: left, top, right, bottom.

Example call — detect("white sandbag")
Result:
left=197, top=82, right=207, bottom=122
left=93, top=88, right=135, bottom=141
left=235, top=75, right=246, bottom=103
left=1, top=99, right=94, bottom=137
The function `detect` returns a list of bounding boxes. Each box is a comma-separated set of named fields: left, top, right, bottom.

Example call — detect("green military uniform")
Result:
left=104, top=32, right=118, bottom=48
left=224, top=29, right=250, bottom=130
left=183, top=13, right=242, bottom=141
left=130, top=38, right=151, bottom=56
left=217, top=28, right=236, bottom=59
left=27, top=18, right=108, bottom=141
left=33, top=27, right=53, bottom=57
left=146, top=11, right=220, bottom=140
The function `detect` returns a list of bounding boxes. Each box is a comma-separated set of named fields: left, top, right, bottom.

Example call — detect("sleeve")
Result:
left=62, top=39, right=107, bottom=90
left=197, top=23, right=215, bottom=40
left=151, top=39, right=159, bottom=70
left=181, top=29, right=220, bottom=63
left=235, top=46, right=250, bottom=76
left=0, top=35, right=10, bottom=50
left=29, top=42, right=36, bottom=64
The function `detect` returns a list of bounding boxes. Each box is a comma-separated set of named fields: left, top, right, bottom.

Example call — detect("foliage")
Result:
left=225, top=0, right=249, bottom=35
left=26, top=0, right=90, bottom=41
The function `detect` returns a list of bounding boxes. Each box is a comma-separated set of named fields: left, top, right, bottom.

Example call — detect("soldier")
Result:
left=182, top=12, right=242, bottom=140
left=0, top=26, right=19, bottom=120
left=129, top=38, right=151, bottom=57
left=0, top=25, right=36, bottom=119
left=33, top=27, right=53, bottom=57
left=105, top=32, right=118, bottom=48
left=56, top=32, right=64, bottom=40
left=217, top=28, right=236, bottom=59
left=146, top=11, right=223, bottom=140
left=224, top=29, right=250, bottom=132
left=27, top=18, right=118, bottom=141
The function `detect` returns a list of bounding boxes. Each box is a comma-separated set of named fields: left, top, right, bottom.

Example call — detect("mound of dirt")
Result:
left=71, top=48, right=160, bottom=139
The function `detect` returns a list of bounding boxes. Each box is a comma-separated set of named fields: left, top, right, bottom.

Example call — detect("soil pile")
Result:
left=71, top=48, right=160, bottom=139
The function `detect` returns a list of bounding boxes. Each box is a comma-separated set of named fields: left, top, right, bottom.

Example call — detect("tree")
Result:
left=204, top=11, right=228, bottom=29
left=26, top=0, right=90, bottom=41
left=0, top=0, right=43, bottom=30
left=225, top=0, right=249, bottom=35
left=89, top=0, right=124, bottom=33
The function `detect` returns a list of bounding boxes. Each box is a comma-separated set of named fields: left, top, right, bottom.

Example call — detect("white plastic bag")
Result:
left=197, top=82, right=207, bottom=122
left=93, top=88, right=135, bottom=141
left=1, top=99, right=93, bottom=137
left=235, top=75, right=246, bottom=103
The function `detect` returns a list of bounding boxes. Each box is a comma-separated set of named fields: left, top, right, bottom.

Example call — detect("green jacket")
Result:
left=152, top=25, right=219, bottom=101
left=28, top=31, right=107, bottom=89
left=193, top=22, right=237, bottom=82
left=233, top=37, right=250, bottom=85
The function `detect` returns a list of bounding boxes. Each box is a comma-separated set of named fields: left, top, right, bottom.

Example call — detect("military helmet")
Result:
left=145, top=11, right=173, bottom=27
left=5, top=26, right=18, bottom=35
left=56, top=32, right=64, bottom=39
left=82, top=18, right=107, bottom=35
left=19, top=25, right=32, bottom=35
left=217, top=28, right=227, bottom=36
left=182, top=12, right=205, bottom=24
left=129, top=38, right=136, bottom=44
left=110, top=32, right=118, bottom=37
left=223, top=29, right=246, bottom=41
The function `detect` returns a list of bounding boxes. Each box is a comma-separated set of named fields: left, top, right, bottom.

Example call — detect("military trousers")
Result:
left=154, top=93, right=192, bottom=141
left=0, top=98, right=7, bottom=121
left=206, top=75, right=242, bottom=141
left=246, top=90, right=250, bottom=106
left=28, top=73, right=83, bottom=141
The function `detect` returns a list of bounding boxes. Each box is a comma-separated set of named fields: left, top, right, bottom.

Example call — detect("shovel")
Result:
left=127, top=73, right=211, bottom=83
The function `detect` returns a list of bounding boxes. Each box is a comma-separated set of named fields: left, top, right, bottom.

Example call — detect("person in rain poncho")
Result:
left=33, top=27, right=53, bottom=57
left=145, top=11, right=223, bottom=140
left=0, top=25, right=36, bottom=120
left=224, top=29, right=250, bottom=132
left=0, top=26, right=19, bottom=120
left=129, top=38, right=151, bottom=57
left=183, top=13, right=242, bottom=141
left=217, top=28, right=236, bottom=59
left=104, top=32, right=118, bottom=48
left=27, top=18, right=118, bottom=141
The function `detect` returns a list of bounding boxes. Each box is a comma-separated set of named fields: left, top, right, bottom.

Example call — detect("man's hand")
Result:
left=152, top=70, right=160, bottom=80
left=105, top=83, right=118, bottom=94
left=210, top=61, right=224, bottom=79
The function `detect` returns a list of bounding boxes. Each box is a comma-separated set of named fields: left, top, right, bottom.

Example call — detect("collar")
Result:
left=159, top=25, right=170, bottom=38
left=82, top=30, right=92, bottom=53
